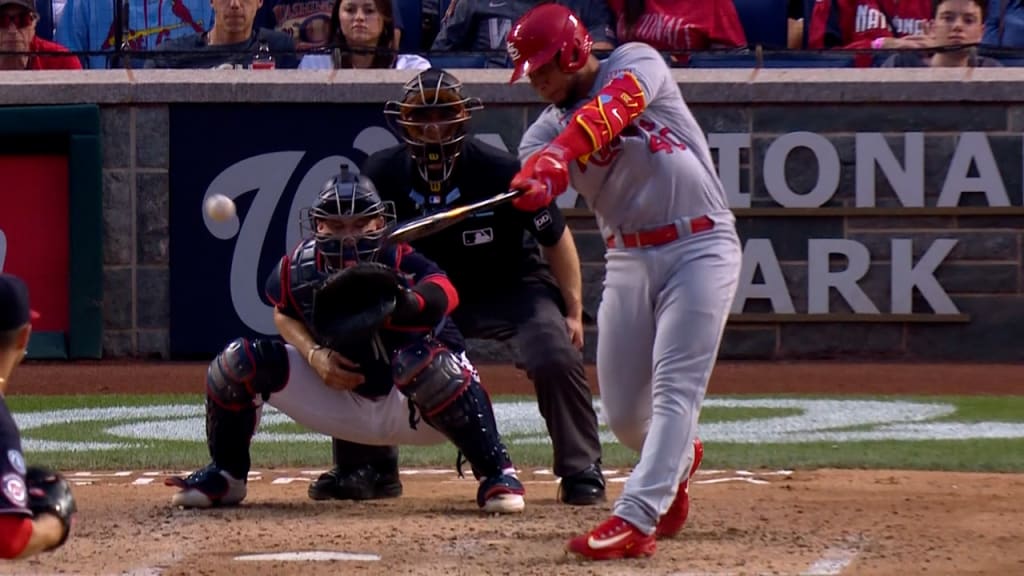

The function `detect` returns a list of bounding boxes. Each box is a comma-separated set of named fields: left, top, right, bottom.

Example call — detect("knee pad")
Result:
left=207, top=337, right=289, bottom=410
left=392, top=339, right=470, bottom=418
left=393, top=340, right=511, bottom=479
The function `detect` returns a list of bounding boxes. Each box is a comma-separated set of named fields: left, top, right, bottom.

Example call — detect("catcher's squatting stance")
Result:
left=312, top=68, right=606, bottom=507
left=165, top=166, right=526, bottom=514
left=0, top=273, right=77, bottom=559
left=507, top=4, right=740, bottom=560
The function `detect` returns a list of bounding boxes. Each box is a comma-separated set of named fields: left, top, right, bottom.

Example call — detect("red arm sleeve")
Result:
left=550, top=72, right=648, bottom=163
left=0, top=515, right=33, bottom=559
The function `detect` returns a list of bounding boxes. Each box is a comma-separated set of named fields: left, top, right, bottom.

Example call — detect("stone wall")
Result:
left=4, top=69, right=1024, bottom=362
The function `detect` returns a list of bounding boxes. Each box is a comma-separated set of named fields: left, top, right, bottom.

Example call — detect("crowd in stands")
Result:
left=0, top=0, right=1015, bottom=71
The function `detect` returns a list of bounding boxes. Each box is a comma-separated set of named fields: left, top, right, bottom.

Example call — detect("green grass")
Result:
left=9, top=393, right=1024, bottom=473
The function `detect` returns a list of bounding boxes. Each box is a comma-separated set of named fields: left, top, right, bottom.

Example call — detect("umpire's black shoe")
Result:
left=558, top=463, right=607, bottom=506
left=307, top=464, right=403, bottom=501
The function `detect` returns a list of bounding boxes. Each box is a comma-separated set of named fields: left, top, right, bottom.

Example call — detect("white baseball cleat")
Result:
left=165, top=463, right=247, bottom=508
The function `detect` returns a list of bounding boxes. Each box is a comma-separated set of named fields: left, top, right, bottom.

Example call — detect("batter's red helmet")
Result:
left=506, top=4, right=593, bottom=84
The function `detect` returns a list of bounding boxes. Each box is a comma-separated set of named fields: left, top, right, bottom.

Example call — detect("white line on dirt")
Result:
left=234, top=551, right=381, bottom=562
left=803, top=537, right=864, bottom=575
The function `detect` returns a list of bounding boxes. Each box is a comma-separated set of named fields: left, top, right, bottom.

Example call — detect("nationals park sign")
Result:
left=168, top=104, right=1004, bottom=356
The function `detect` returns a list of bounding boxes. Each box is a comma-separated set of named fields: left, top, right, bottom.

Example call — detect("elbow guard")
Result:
left=554, top=71, right=648, bottom=162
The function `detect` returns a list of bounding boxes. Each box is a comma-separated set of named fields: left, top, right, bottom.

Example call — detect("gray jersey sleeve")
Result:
left=431, top=0, right=474, bottom=50
left=518, top=107, right=562, bottom=161
left=601, top=42, right=674, bottom=106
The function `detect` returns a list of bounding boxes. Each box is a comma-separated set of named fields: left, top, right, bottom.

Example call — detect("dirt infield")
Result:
left=5, top=361, right=1024, bottom=575
left=6, top=468, right=1023, bottom=575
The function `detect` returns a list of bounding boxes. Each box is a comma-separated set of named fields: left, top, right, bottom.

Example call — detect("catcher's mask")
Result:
left=384, top=68, right=482, bottom=195
left=300, top=164, right=396, bottom=270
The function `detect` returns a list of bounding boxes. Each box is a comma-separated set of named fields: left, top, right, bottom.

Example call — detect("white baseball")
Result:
left=205, top=194, right=236, bottom=222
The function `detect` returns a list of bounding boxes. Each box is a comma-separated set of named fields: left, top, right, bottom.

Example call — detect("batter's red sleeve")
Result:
left=551, top=72, right=648, bottom=163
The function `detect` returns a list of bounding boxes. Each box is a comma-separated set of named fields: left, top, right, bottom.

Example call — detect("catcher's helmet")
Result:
left=301, top=164, right=396, bottom=268
left=384, top=68, right=482, bottom=195
left=507, top=4, right=593, bottom=84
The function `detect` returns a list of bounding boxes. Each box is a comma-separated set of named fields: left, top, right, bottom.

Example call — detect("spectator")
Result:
left=807, top=0, right=932, bottom=50
left=57, top=0, right=214, bottom=69
left=983, top=0, right=1024, bottom=47
left=256, top=0, right=404, bottom=52
left=146, top=0, right=298, bottom=69
left=607, top=0, right=747, bottom=51
left=789, top=0, right=805, bottom=48
left=882, top=0, right=998, bottom=66
left=299, top=0, right=427, bottom=69
left=432, top=0, right=615, bottom=68
left=0, top=0, right=80, bottom=70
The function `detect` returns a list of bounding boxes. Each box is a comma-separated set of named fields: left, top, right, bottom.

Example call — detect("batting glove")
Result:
left=511, top=145, right=571, bottom=212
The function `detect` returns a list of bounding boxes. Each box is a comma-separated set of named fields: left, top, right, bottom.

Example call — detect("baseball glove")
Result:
left=25, top=466, right=77, bottom=549
left=312, top=262, right=403, bottom=348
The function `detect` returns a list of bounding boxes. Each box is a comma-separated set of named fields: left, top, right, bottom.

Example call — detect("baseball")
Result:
left=205, top=194, right=236, bottom=222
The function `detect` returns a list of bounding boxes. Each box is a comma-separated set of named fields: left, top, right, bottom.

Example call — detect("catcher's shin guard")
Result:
left=204, top=337, right=289, bottom=479
left=393, top=339, right=515, bottom=481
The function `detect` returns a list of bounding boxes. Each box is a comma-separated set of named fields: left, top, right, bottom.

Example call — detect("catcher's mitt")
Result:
left=25, top=466, right=76, bottom=549
left=312, top=262, right=403, bottom=348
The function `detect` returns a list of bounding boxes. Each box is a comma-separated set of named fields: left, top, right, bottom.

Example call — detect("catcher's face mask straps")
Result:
left=384, top=67, right=483, bottom=193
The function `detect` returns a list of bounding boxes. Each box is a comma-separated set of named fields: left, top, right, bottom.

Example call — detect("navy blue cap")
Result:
left=0, top=273, right=39, bottom=332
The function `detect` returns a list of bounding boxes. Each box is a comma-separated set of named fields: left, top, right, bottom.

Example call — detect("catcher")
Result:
left=166, top=165, right=526, bottom=514
left=0, top=274, right=77, bottom=559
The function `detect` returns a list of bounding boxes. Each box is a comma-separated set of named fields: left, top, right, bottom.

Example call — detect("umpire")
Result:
left=307, top=68, right=606, bottom=506
left=0, top=273, right=76, bottom=558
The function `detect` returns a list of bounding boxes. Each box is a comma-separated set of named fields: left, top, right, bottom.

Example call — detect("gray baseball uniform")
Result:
left=519, top=42, right=742, bottom=534
left=432, top=0, right=613, bottom=68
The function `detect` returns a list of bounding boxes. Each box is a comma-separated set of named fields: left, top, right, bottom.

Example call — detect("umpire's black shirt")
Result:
left=362, top=139, right=567, bottom=304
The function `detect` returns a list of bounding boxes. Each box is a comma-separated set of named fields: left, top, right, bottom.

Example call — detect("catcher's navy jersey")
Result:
left=0, top=397, right=30, bottom=517
left=265, top=240, right=466, bottom=396
left=362, top=139, right=566, bottom=303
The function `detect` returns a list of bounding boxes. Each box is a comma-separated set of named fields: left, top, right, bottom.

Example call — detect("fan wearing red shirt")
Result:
left=0, top=0, right=81, bottom=70
left=608, top=0, right=747, bottom=51
left=807, top=0, right=933, bottom=50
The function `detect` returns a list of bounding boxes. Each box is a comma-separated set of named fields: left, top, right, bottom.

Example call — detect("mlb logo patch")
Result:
left=463, top=228, right=494, bottom=246
left=533, top=210, right=552, bottom=230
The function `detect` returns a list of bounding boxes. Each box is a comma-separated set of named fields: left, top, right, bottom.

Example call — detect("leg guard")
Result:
left=204, top=337, right=289, bottom=479
left=393, top=339, right=512, bottom=480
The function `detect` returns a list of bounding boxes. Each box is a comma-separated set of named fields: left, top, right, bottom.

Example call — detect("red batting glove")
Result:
left=510, top=145, right=571, bottom=212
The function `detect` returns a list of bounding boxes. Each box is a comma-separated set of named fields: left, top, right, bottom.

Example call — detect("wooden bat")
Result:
left=386, top=189, right=522, bottom=244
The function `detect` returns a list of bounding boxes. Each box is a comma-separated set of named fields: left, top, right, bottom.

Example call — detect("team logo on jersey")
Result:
left=463, top=228, right=494, bottom=246
left=2, top=474, right=26, bottom=507
left=533, top=210, right=552, bottom=230
left=6, top=450, right=25, bottom=475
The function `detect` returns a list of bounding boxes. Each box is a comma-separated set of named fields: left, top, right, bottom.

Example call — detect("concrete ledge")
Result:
left=1, top=68, right=1024, bottom=105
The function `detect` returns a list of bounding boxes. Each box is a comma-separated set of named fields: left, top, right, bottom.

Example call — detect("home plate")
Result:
left=234, top=551, right=381, bottom=562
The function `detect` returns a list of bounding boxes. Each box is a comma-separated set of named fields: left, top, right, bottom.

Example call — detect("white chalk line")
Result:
left=802, top=536, right=865, bottom=575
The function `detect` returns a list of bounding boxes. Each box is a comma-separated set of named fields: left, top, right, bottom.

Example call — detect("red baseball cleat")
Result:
left=566, top=516, right=656, bottom=560
left=655, top=437, right=704, bottom=539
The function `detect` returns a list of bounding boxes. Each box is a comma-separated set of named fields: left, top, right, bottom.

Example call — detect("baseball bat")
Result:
left=386, top=189, right=523, bottom=244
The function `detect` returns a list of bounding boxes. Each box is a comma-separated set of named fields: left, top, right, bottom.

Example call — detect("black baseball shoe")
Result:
left=558, top=463, right=607, bottom=506
left=307, top=464, right=403, bottom=501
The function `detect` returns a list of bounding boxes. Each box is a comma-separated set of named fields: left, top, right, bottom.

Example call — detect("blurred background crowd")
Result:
left=0, top=0, right=1014, bottom=71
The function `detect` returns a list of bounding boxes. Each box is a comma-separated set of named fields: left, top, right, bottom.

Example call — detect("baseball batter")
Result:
left=166, top=166, right=525, bottom=514
left=507, top=4, right=741, bottom=560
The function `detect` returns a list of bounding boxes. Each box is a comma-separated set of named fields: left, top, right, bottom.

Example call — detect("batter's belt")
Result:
left=606, top=215, right=715, bottom=249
